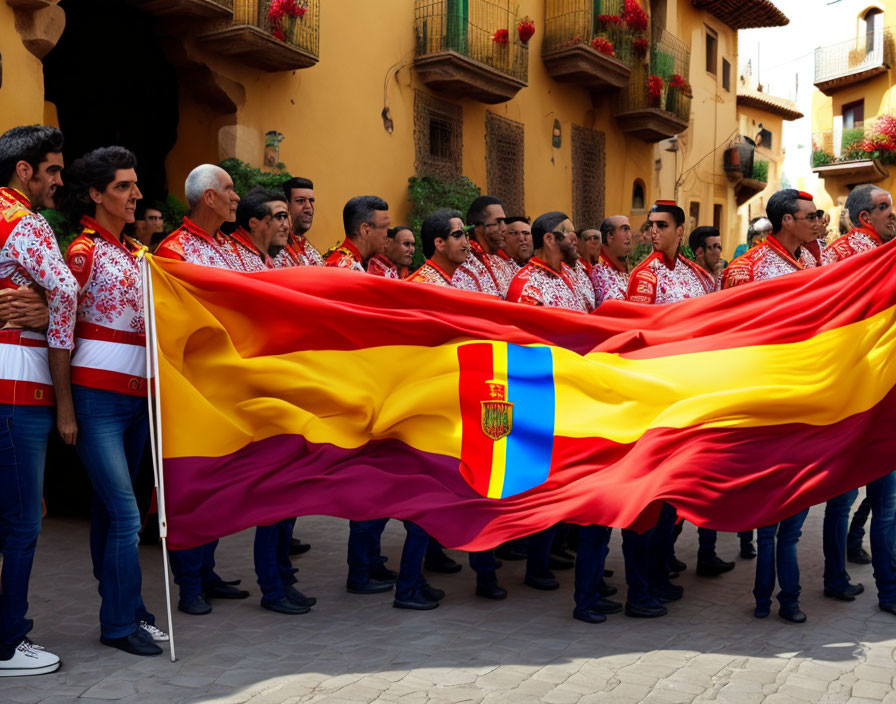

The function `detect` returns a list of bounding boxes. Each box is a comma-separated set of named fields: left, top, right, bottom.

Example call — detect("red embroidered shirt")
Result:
left=506, top=257, right=587, bottom=312
left=66, top=217, right=147, bottom=396
left=0, top=187, right=78, bottom=405
left=572, top=259, right=596, bottom=312
left=591, top=252, right=630, bottom=305
left=155, top=217, right=242, bottom=270
left=226, top=227, right=273, bottom=273
left=324, top=239, right=366, bottom=272
left=407, top=260, right=483, bottom=293
left=367, top=254, right=402, bottom=279
left=822, top=226, right=882, bottom=265
left=626, top=250, right=716, bottom=304
left=463, top=241, right=502, bottom=297
left=272, top=232, right=324, bottom=268
left=721, top=235, right=817, bottom=289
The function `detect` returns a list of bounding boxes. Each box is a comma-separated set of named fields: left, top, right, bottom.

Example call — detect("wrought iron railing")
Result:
left=233, top=0, right=320, bottom=56
left=415, top=0, right=529, bottom=83
left=815, top=24, right=893, bottom=85
left=617, top=26, right=690, bottom=120
left=543, top=0, right=633, bottom=64
left=811, top=122, right=873, bottom=167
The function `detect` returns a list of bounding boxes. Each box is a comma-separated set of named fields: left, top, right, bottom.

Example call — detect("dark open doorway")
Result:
left=43, top=0, right=180, bottom=204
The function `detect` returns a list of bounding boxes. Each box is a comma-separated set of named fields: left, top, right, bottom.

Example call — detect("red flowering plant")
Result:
left=647, top=74, right=664, bottom=106
left=633, top=38, right=649, bottom=56
left=595, top=14, right=624, bottom=27
left=591, top=36, right=616, bottom=56
left=668, top=73, right=692, bottom=98
left=268, top=0, right=307, bottom=42
left=622, top=0, right=649, bottom=31
left=491, top=28, right=509, bottom=45
left=562, top=34, right=583, bottom=47
left=844, top=114, right=896, bottom=165
left=517, top=17, right=535, bottom=44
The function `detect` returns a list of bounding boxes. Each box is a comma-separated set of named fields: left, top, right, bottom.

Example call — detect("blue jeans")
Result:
left=574, top=525, right=611, bottom=611
left=622, top=528, right=656, bottom=608
left=346, top=518, right=388, bottom=588
left=0, top=404, right=53, bottom=659
left=395, top=522, right=430, bottom=601
left=648, top=502, right=677, bottom=593
left=753, top=508, right=809, bottom=612
left=823, top=489, right=858, bottom=591
left=866, top=471, right=896, bottom=604
left=169, top=541, right=223, bottom=600
left=254, top=519, right=297, bottom=603
left=847, top=496, right=872, bottom=553
left=72, top=386, right=154, bottom=639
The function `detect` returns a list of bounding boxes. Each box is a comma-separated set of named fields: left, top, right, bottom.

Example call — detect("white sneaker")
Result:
left=139, top=621, right=169, bottom=642
left=0, top=639, right=61, bottom=677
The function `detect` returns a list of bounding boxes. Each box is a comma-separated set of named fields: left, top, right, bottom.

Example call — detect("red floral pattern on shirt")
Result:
left=591, top=253, right=630, bottom=305
left=408, top=260, right=483, bottom=293
left=721, top=235, right=817, bottom=289
left=272, top=232, right=325, bottom=268
left=822, top=227, right=882, bottom=265
left=155, top=217, right=243, bottom=270
left=506, top=258, right=587, bottom=312
left=627, top=250, right=716, bottom=304
left=324, top=239, right=366, bottom=272
left=0, top=187, right=78, bottom=350
left=573, top=259, right=596, bottom=312
left=367, top=254, right=401, bottom=279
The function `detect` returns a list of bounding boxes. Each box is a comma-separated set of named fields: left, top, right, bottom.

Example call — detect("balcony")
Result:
left=414, top=0, right=529, bottom=104
left=814, top=25, right=893, bottom=95
left=614, top=28, right=690, bottom=141
left=811, top=124, right=890, bottom=184
left=131, top=0, right=233, bottom=19
left=542, top=0, right=633, bottom=91
left=196, top=0, right=319, bottom=72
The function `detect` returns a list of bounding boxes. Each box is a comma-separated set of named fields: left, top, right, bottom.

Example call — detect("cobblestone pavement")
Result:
left=7, top=497, right=896, bottom=704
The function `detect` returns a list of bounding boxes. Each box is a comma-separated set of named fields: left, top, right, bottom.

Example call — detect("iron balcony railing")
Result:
left=234, top=0, right=320, bottom=57
left=543, top=0, right=633, bottom=64
left=811, top=122, right=873, bottom=167
left=618, top=26, right=690, bottom=120
left=815, top=24, right=892, bottom=85
left=415, top=0, right=529, bottom=84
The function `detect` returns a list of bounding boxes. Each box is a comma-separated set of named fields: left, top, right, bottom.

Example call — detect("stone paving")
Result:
left=7, top=496, right=896, bottom=704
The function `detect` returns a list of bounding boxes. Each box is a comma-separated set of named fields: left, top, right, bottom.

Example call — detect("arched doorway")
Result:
left=42, top=0, right=180, bottom=203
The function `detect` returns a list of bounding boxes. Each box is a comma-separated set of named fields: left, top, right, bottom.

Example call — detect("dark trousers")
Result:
left=469, top=550, right=497, bottom=586
left=648, top=502, right=677, bottom=592
left=346, top=518, right=389, bottom=587
left=525, top=526, right=557, bottom=578
left=395, top=522, right=430, bottom=601
left=254, top=518, right=297, bottom=603
left=622, top=528, right=654, bottom=608
left=697, top=528, right=718, bottom=561
left=823, top=489, right=859, bottom=592
left=169, top=540, right=223, bottom=600
left=847, top=496, right=872, bottom=554
left=867, top=471, right=896, bottom=604
left=753, top=508, right=809, bottom=611
left=574, top=525, right=611, bottom=611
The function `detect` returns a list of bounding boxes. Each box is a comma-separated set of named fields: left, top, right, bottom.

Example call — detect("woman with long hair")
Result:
left=59, top=146, right=165, bottom=656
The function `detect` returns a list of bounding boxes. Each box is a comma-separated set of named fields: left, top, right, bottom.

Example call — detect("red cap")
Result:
left=797, top=191, right=814, bottom=201
left=655, top=199, right=677, bottom=206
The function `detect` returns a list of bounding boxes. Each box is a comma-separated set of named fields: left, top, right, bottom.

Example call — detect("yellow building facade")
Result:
left=811, top=0, right=896, bottom=227
left=2, top=0, right=787, bottom=256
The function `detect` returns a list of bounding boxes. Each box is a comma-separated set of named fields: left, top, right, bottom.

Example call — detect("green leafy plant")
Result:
left=219, top=157, right=293, bottom=197
left=407, top=175, right=481, bottom=269
left=752, top=159, right=769, bottom=182
left=841, top=127, right=865, bottom=152
left=812, top=150, right=833, bottom=167
left=158, top=193, right=189, bottom=235
left=39, top=208, right=79, bottom=253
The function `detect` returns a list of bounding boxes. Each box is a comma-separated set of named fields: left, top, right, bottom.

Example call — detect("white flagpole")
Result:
left=141, top=255, right=176, bottom=663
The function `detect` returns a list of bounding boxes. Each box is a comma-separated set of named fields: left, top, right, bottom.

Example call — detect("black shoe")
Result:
left=101, top=630, right=163, bottom=656
left=669, top=557, right=686, bottom=573
left=740, top=543, right=757, bottom=559
left=178, top=594, right=212, bottom=615
left=597, top=581, right=618, bottom=598
left=475, top=583, right=508, bottom=600
left=261, top=597, right=310, bottom=615
left=206, top=583, right=250, bottom=600
left=653, top=583, right=683, bottom=603
left=346, top=579, right=394, bottom=594
left=848, top=547, right=872, bottom=565
left=370, top=564, right=397, bottom=582
left=696, top=555, right=736, bottom=577
left=573, top=608, right=606, bottom=624
left=393, top=595, right=440, bottom=610
left=603, top=569, right=614, bottom=578
left=548, top=555, right=575, bottom=570
left=285, top=586, right=317, bottom=608
left=220, top=578, right=242, bottom=586
left=589, top=598, right=623, bottom=614
left=824, top=583, right=864, bottom=601
left=421, top=585, right=446, bottom=602
left=625, top=602, right=668, bottom=618
left=754, top=604, right=770, bottom=619
left=779, top=607, right=807, bottom=623
left=524, top=572, right=560, bottom=591
left=495, top=545, right=527, bottom=561
left=424, top=556, right=463, bottom=574
left=289, top=538, right=311, bottom=556
left=879, top=602, right=896, bottom=615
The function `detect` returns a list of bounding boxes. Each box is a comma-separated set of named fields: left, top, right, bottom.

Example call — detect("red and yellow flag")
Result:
left=150, top=243, right=896, bottom=550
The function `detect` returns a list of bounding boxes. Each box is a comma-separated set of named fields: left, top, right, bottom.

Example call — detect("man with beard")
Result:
left=592, top=217, right=632, bottom=304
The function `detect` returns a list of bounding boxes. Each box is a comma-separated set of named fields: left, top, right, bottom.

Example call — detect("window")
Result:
left=632, top=180, right=646, bottom=212
left=485, top=112, right=525, bottom=218
left=414, top=91, right=462, bottom=179
left=713, top=204, right=722, bottom=230
left=864, top=8, right=884, bottom=53
left=722, top=58, right=731, bottom=91
left=705, top=28, right=718, bottom=75
left=650, top=0, right=667, bottom=31
left=571, top=125, right=606, bottom=231
left=842, top=99, right=864, bottom=129
left=758, top=127, right=773, bottom=150
left=689, top=201, right=700, bottom=226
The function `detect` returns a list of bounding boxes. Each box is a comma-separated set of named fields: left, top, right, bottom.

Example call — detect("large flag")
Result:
left=149, top=244, right=896, bottom=551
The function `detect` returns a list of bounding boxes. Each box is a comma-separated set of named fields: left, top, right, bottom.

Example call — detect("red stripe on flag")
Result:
left=458, top=342, right=495, bottom=498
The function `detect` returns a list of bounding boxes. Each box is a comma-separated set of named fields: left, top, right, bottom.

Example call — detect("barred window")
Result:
left=485, top=112, right=525, bottom=217
left=571, top=124, right=606, bottom=231
left=415, top=91, right=462, bottom=179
